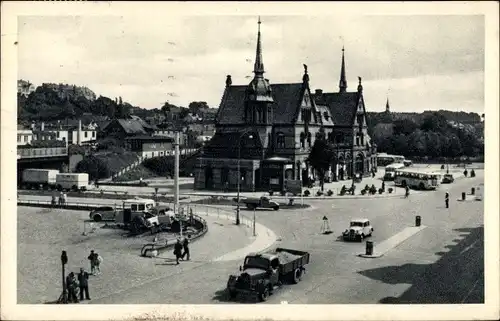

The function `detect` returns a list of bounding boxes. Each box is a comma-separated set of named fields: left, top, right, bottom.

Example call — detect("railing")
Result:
left=17, top=147, right=68, bottom=159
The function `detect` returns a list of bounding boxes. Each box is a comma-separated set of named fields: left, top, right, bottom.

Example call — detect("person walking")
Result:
left=51, top=195, right=57, bottom=207
left=58, top=192, right=64, bottom=206
left=182, top=236, right=191, bottom=261
left=88, top=250, right=96, bottom=275
left=404, top=186, right=410, bottom=198
left=381, top=181, right=385, bottom=192
left=174, top=239, right=183, bottom=265
left=463, top=169, right=468, bottom=177
left=94, top=252, right=103, bottom=275
left=78, top=268, right=91, bottom=301
left=62, top=192, right=67, bottom=205
left=445, top=192, right=450, bottom=209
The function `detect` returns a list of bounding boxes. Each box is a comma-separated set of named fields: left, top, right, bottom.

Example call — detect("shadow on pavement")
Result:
left=212, top=288, right=256, bottom=304
left=358, top=226, right=484, bottom=304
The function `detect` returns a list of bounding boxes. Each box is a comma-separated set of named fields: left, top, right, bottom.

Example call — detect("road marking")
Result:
left=359, top=226, right=427, bottom=258
left=459, top=239, right=479, bottom=255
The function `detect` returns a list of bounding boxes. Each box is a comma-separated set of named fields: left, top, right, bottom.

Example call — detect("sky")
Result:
left=17, top=14, right=485, bottom=113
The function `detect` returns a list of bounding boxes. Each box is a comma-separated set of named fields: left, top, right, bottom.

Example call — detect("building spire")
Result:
left=253, top=16, right=265, bottom=76
left=339, top=46, right=347, bottom=93
left=385, top=97, right=390, bottom=113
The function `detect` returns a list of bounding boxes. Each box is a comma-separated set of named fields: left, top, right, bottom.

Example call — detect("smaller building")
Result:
left=102, top=119, right=151, bottom=141
left=125, top=135, right=174, bottom=158
left=17, top=125, right=34, bottom=146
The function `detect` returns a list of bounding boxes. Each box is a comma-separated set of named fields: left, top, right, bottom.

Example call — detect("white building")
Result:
left=17, top=126, right=33, bottom=146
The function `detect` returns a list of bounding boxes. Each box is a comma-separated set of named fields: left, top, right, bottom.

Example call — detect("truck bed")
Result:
left=274, top=248, right=310, bottom=275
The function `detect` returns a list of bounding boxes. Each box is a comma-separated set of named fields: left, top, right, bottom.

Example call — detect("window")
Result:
left=131, top=204, right=138, bottom=211
left=277, top=132, right=285, bottom=148
left=307, top=132, right=312, bottom=147
left=84, top=131, right=88, bottom=138
left=138, top=204, right=145, bottom=211
left=300, top=132, right=305, bottom=148
left=356, top=135, right=360, bottom=146
left=361, top=135, right=364, bottom=146
left=17, top=135, right=21, bottom=142
left=57, top=132, right=60, bottom=138
left=92, top=131, right=95, bottom=137
left=323, top=112, right=329, bottom=121
left=24, top=135, right=28, bottom=142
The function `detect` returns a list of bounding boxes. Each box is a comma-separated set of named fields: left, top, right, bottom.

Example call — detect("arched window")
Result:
left=307, top=132, right=312, bottom=147
left=300, top=132, right=306, bottom=148
left=276, top=132, right=285, bottom=148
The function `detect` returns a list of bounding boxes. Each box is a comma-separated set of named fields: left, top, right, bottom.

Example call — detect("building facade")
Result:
left=194, top=19, right=376, bottom=192
left=125, top=136, right=174, bottom=158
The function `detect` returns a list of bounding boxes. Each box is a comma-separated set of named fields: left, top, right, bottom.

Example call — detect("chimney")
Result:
left=315, top=89, right=323, bottom=96
left=77, top=119, right=82, bottom=145
left=41, top=122, right=45, bottom=131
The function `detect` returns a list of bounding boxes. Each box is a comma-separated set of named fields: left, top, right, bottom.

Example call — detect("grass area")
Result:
left=114, top=164, right=158, bottom=182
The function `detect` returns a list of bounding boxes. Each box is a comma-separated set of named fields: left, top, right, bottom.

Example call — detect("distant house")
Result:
left=18, top=80, right=36, bottom=98
left=153, top=123, right=188, bottom=146
left=102, top=119, right=149, bottom=141
left=125, top=135, right=174, bottom=158
left=17, top=125, right=34, bottom=146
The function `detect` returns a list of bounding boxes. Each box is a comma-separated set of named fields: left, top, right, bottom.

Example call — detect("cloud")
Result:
left=17, top=15, right=484, bottom=113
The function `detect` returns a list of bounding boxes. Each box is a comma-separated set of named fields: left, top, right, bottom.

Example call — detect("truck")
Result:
left=226, top=248, right=310, bottom=302
left=241, top=196, right=280, bottom=211
left=56, top=173, right=89, bottom=191
left=20, top=169, right=60, bottom=190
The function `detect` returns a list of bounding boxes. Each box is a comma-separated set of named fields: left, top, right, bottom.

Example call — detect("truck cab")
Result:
left=243, top=196, right=280, bottom=211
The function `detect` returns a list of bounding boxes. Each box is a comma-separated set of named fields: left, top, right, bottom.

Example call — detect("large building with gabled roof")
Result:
left=194, top=18, right=377, bottom=192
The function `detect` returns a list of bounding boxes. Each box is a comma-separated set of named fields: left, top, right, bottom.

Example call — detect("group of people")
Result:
left=51, top=192, right=67, bottom=206
left=88, top=250, right=103, bottom=275
left=173, top=236, right=190, bottom=265
left=65, top=268, right=91, bottom=303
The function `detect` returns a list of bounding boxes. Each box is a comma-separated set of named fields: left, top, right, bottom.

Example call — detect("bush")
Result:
left=364, top=184, right=370, bottom=191
left=75, top=156, right=111, bottom=180
left=378, top=188, right=383, bottom=194
left=327, top=189, right=334, bottom=196
left=316, top=190, right=323, bottom=196
left=388, top=187, right=393, bottom=194
left=361, top=189, right=367, bottom=195
left=304, top=190, right=310, bottom=197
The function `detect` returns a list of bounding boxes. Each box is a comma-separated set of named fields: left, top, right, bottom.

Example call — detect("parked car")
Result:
left=241, top=196, right=279, bottom=211
left=442, top=174, right=455, bottom=184
left=342, top=218, right=373, bottom=242
left=226, top=248, right=310, bottom=302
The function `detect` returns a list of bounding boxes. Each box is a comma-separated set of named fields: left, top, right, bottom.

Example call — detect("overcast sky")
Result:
left=17, top=14, right=484, bottom=113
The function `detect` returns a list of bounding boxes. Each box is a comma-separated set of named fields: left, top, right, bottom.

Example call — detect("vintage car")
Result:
left=89, top=206, right=116, bottom=222
left=241, top=196, right=280, bottom=211
left=442, top=174, right=455, bottom=184
left=342, top=218, right=373, bottom=242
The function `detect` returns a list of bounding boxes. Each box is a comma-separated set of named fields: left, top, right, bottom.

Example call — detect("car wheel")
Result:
left=273, top=206, right=279, bottom=211
left=93, top=214, right=102, bottom=222
left=293, top=268, right=302, bottom=284
left=259, top=288, right=269, bottom=302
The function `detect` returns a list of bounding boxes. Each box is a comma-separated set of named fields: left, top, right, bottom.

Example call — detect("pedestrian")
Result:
left=66, top=272, right=79, bottom=303
left=371, top=170, right=375, bottom=178
left=94, top=252, right=103, bottom=275
left=78, top=268, right=91, bottom=301
left=174, top=239, right=183, bottom=265
left=404, top=186, right=410, bottom=198
left=381, top=181, right=385, bottom=192
left=182, top=235, right=191, bottom=261
left=88, top=250, right=96, bottom=275
left=463, top=169, right=468, bottom=177
left=445, top=192, right=449, bottom=208
left=58, top=192, right=64, bottom=206
left=51, top=195, right=57, bottom=207
left=63, top=192, right=67, bottom=205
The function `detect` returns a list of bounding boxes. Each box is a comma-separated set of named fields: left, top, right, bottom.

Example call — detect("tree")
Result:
left=75, top=156, right=111, bottom=181
left=393, top=119, right=418, bottom=136
left=188, top=101, right=210, bottom=115
left=307, top=136, right=333, bottom=191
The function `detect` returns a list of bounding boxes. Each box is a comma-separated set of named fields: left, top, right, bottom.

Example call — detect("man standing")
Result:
left=445, top=192, right=450, bottom=208
left=381, top=181, right=385, bottom=192
left=182, top=236, right=191, bottom=261
left=405, top=185, right=410, bottom=198
left=94, top=252, right=102, bottom=275
left=78, top=268, right=91, bottom=301
left=66, top=272, right=79, bottom=303
left=88, top=250, right=96, bottom=275
left=174, top=239, right=183, bottom=265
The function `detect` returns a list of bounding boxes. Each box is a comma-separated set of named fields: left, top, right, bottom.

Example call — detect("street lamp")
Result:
left=236, top=130, right=254, bottom=226
left=58, top=250, right=68, bottom=304
left=253, top=207, right=256, bottom=236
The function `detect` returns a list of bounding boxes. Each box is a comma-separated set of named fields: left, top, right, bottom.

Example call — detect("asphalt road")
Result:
left=18, top=172, right=484, bottom=304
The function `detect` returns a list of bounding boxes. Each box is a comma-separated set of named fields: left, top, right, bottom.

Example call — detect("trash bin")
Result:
left=471, top=187, right=475, bottom=195
left=365, top=241, right=373, bottom=256
left=416, top=215, right=421, bottom=227
left=462, top=192, right=466, bottom=201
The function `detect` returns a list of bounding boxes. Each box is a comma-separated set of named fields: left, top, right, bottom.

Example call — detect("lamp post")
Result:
left=253, top=207, right=256, bottom=236
left=60, top=250, right=68, bottom=304
left=236, top=130, right=254, bottom=226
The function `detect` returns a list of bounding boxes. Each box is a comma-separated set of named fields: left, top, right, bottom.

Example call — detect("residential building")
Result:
left=17, top=125, right=34, bottom=146
left=125, top=136, right=174, bottom=158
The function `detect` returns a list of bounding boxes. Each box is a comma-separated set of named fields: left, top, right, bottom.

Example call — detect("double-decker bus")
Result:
left=394, top=169, right=442, bottom=190
left=377, top=153, right=406, bottom=166
left=383, top=163, right=406, bottom=181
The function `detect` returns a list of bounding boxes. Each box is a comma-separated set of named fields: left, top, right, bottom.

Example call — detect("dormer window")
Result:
left=323, top=112, right=329, bottom=121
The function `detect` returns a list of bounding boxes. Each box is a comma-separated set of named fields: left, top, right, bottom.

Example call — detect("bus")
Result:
left=383, top=163, right=406, bottom=181
left=394, top=169, right=441, bottom=190
left=377, top=153, right=406, bottom=166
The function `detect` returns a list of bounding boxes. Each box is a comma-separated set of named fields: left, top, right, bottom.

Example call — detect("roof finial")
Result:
left=339, top=46, right=347, bottom=93
left=385, top=96, right=390, bottom=112
left=357, top=76, right=363, bottom=92
left=302, top=64, right=309, bottom=83
left=253, top=16, right=265, bottom=76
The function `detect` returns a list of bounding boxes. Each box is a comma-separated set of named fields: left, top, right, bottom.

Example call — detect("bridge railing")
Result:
left=17, top=147, right=68, bottom=159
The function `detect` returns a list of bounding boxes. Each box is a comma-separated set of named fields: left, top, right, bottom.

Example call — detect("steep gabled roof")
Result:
left=111, top=119, right=148, bottom=135
left=313, top=92, right=360, bottom=126
left=216, top=83, right=304, bottom=125
left=203, top=130, right=263, bottom=159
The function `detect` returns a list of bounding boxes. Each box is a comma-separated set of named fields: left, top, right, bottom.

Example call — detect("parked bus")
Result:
left=383, top=163, right=406, bottom=181
left=377, top=153, right=405, bottom=166
left=394, top=169, right=441, bottom=190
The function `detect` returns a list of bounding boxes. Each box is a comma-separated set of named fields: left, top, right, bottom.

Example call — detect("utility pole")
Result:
left=174, top=131, right=181, bottom=237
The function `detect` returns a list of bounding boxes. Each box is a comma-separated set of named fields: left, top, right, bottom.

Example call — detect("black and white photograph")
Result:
left=1, top=1, right=499, bottom=320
